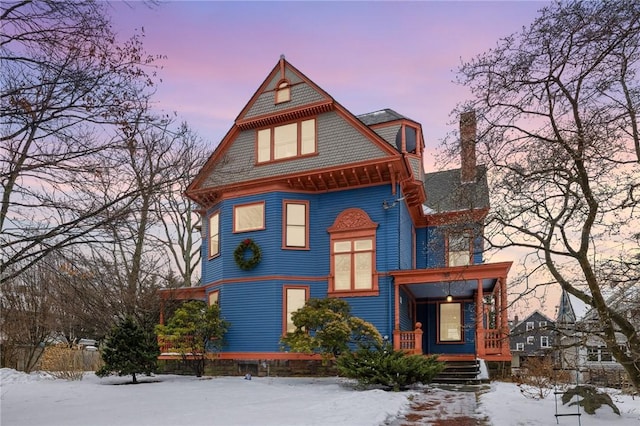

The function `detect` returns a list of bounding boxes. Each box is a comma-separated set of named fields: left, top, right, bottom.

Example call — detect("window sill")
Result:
left=328, top=290, right=379, bottom=298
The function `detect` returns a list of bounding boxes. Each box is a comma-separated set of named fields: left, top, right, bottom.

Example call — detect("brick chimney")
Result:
left=460, top=110, right=477, bottom=184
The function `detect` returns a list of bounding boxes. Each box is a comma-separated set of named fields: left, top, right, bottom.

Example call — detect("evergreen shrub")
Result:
left=337, top=341, right=445, bottom=391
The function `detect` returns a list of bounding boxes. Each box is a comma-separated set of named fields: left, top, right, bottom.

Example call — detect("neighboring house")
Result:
left=555, top=288, right=637, bottom=388
left=159, top=57, right=512, bottom=373
left=509, top=311, right=555, bottom=369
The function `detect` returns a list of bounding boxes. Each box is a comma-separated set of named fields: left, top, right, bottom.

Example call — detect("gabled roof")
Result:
left=186, top=57, right=418, bottom=208
left=510, top=309, right=555, bottom=331
left=580, top=283, right=639, bottom=324
left=556, top=289, right=579, bottom=325
left=423, top=165, right=489, bottom=214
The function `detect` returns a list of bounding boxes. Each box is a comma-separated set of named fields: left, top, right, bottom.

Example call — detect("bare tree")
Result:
left=442, top=1, right=640, bottom=390
left=153, top=131, right=206, bottom=288
left=0, top=254, right=63, bottom=372
left=0, top=0, right=160, bottom=280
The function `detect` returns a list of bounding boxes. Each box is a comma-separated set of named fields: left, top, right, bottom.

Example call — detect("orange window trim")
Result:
left=436, top=301, right=465, bottom=344
left=282, top=285, right=309, bottom=335
left=254, top=118, right=317, bottom=164
left=208, top=290, right=220, bottom=306
left=232, top=201, right=266, bottom=233
left=445, top=228, right=473, bottom=267
left=327, top=209, right=379, bottom=297
left=208, top=210, right=220, bottom=259
left=275, top=79, right=291, bottom=104
left=282, top=200, right=309, bottom=250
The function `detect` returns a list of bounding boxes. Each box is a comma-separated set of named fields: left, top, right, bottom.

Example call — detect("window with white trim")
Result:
left=515, top=342, right=524, bottom=351
left=587, top=345, right=613, bottom=362
left=208, top=211, right=220, bottom=258
left=284, top=201, right=308, bottom=248
left=526, top=336, right=534, bottom=345
left=257, top=119, right=316, bottom=163
left=448, top=230, right=472, bottom=266
left=539, top=321, right=547, bottom=328
left=234, top=202, right=264, bottom=232
left=540, top=336, right=550, bottom=348
left=284, top=286, right=308, bottom=333
left=526, top=321, right=534, bottom=331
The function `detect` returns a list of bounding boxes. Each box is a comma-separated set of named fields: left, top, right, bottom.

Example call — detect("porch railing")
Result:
left=393, top=322, right=423, bottom=355
left=484, top=329, right=502, bottom=354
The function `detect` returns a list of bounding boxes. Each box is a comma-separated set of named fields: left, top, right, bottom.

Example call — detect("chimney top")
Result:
left=460, top=111, right=477, bottom=184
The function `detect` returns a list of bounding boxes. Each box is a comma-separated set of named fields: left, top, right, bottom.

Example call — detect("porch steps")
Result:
left=432, top=359, right=485, bottom=385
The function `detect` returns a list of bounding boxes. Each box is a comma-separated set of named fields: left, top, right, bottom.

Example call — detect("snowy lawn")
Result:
left=1, top=368, right=639, bottom=425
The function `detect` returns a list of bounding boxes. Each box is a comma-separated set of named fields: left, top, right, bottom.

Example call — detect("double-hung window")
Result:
left=448, top=230, right=472, bottom=266
left=284, top=201, right=308, bottom=249
left=333, top=239, right=373, bottom=291
left=540, top=336, right=550, bottom=348
left=328, top=208, right=378, bottom=297
left=208, top=211, right=220, bottom=258
left=257, top=119, right=316, bottom=163
left=283, top=286, right=308, bottom=333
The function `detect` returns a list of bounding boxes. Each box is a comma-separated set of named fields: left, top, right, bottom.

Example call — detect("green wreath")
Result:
left=234, top=238, right=261, bottom=270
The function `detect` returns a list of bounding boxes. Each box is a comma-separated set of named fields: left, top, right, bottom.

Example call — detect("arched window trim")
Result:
left=275, top=79, right=291, bottom=104
left=328, top=208, right=379, bottom=297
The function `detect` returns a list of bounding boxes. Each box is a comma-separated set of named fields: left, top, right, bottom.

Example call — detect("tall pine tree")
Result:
left=96, top=316, right=159, bottom=384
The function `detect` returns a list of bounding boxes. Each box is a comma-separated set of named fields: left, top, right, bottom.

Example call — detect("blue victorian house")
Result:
left=159, top=57, right=512, bottom=372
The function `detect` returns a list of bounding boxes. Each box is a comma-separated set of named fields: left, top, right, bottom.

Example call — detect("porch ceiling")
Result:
left=390, top=261, right=512, bottom=300
left=404, top=278, right=497, bottom=300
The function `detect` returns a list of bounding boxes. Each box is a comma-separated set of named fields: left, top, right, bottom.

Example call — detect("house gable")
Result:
left=187, top=57, right=409, bottom=208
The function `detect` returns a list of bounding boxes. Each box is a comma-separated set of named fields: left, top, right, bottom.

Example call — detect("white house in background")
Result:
left=555, top=287, right=637, bottom=388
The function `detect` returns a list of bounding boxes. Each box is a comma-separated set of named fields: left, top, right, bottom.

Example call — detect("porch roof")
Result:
left=390, top=261, right=512, bottom=299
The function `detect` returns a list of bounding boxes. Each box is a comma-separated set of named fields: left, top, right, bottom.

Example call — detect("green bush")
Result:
left=280, top=298, right=381, bottom=362
left=337, top=341, right=445, bottom=391
left=96, top=316, right=159, bottom=384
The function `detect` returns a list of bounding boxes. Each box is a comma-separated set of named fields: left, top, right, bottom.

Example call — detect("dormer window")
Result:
left=257, top=118, right=316, bottom=163
left=275, top=80, right=290, bottom=104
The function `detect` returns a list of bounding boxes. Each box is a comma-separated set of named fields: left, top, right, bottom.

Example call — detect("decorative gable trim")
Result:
left=237, top=100, right=333, bottom=130
left=328, top=208, right=378, bottom=233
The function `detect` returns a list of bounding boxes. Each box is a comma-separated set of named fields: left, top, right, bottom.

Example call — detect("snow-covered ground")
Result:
left=1, top=368, right=638, bottom=425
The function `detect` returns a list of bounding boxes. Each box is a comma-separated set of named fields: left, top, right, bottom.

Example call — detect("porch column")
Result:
left=476, top=279, right=485, bottom=357
left=414, top=322, right=423, bottom=355
left=499, top=277, right=509, bottom=354
left=393, top=281, right=401, bottom=350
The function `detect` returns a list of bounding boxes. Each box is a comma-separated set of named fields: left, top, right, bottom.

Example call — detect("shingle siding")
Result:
left=371, top=124, right=400, bottom=147
left=202, top=112, right=391, bottom=189
left=245, top=82, right=325, bottom=119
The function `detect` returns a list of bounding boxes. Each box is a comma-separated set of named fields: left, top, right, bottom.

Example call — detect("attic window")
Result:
left=275, top=80, right=290, bottom=104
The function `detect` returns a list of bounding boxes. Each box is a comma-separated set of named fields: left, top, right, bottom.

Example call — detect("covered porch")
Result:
left=390, top=262, right=512, bottom=362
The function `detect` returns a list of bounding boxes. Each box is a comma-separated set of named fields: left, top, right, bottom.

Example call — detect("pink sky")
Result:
left=111, top=0, right=548, bottom=170
left=110, top=1, right=556, bottom=317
